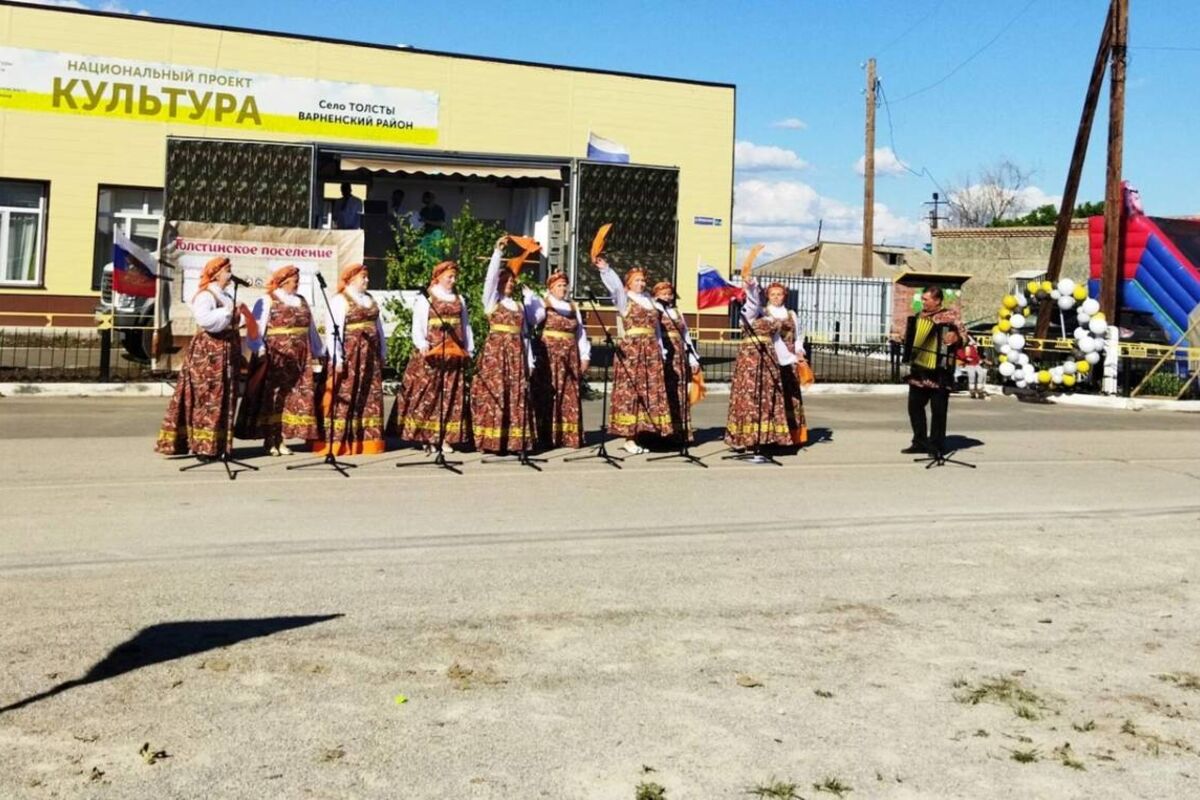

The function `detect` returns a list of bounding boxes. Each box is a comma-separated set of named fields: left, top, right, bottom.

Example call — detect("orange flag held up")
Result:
left=590, top=223, right=613, bottom=263
left=507, top=235, right=542, bottom=276
left=740, top=243, right=765, bottom=285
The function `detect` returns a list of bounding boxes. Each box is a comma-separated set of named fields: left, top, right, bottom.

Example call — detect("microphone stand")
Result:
left=647, top=305, right=706, bottom=468
left=565, top=290, right=624, bottom=468
left=288, top=272, right=356, bottom=477
left=180, top=278, right=259, bottom=480
left=722, top=311, right=782, bottom=466
left=397, top=288, right=463, bottom=474
left=481, top=287, right=546, bottom=470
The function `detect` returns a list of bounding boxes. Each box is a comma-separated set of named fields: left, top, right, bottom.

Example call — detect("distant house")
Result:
left=752, top=240, right=933, bottom=279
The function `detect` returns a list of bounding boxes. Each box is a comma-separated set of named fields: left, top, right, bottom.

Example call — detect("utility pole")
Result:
left=923, top=192, right=946, bottom=231
left=1036, top=0, right=1114, bottom=341
left=862, top=58, right=876, bottom=279
left=1100, top=0, right=1128, bottom=323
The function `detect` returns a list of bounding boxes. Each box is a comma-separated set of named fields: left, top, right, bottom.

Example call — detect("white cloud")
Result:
left=733, top=177, right=929, bottom=258
left=771, top=117, right=808, bottom=130
left=11, top=0, right=150, bottom=15
left=853, top=147, right=910, bottom=177
left=734, top=140, right=808, bottom=172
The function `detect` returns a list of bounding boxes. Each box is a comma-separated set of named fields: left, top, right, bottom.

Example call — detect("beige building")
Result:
left=0, top=1, right=734, bottom=327
left=930, top=221, right=1091, bottom=322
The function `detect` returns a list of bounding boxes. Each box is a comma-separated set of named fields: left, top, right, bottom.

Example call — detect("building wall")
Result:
left=931, top=222, right=1091, bottom=322
left=0, top=3, right=734, bottom=320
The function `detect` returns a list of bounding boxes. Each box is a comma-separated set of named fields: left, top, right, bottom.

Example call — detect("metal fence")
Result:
left=0, top=327, right=157, bottom=382
left=742, top=274, right=895, bottom=346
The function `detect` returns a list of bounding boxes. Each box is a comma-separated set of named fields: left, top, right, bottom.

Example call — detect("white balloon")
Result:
left=1063, top=360, right=1077, bottom=375
left=1021, top=366, right=1037, bottom=382
left=1077, top=311, right=1091, bottom=325
left=992, top=332, right=1008, bottom=348
left=1081, top=298, right=1100, bottom=315
left=1051, top=368, right=1064, bottom=384
left=1058, top=278, right=1076, bottom=295
left=999, top=344, right=1012, bottom=355
left=1008, top=333, right=1026, bottom=351
left=1016, top=294, right=1029, bottom=308
left=999, top=361, right=1016, bottom=378
left=1015, top=379, right=1028, bottom=389
left=1010, top=314, right=1026, bottom=329
left=1078, top=337, right=1097, bottom=353
left=1051, top=289, right=1061, bottom=300
left=1085, top=351, right=1101, bottom=365
left=1089, top=318, right=1108, bottom=335
left=1058, top=294, right=1075, bottom=310
left=1073, top=327, right=1088, bottom=340
left=1018, top=353, right=1031, bottom=366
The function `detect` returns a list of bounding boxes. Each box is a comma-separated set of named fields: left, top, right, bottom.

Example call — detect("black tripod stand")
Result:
left=565, top=291, right=624, bottom=469
left=288, top=272, right=356, bottom=477
left=397, top=290, right=463, bottom=474
left=722, top=314, right=782, bottom=466
left=481, top=290, right=546, bottom=471
left=180, top=278, right=259, bottom=480
left=648, top=307, right=706, bottom=468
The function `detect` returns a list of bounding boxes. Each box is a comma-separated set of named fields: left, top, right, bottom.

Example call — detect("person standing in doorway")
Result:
left=333, top=182, right=362, bottom=230
left=418, top=191, right=446, bottom=234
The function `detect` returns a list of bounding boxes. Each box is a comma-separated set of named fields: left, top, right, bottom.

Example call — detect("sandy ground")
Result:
left=1, top=393, right=1199, bottom=799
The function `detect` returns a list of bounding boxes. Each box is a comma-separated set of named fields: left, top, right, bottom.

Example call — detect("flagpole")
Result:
left=695, top=254, right=703, bottom=344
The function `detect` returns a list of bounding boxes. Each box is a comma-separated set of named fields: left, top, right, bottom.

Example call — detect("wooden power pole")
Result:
left=862, top=58, right=876, bottom=279
left=1100, top=0, right=1128, bottom=322
left=1035, top=0, right=1114, bottom=341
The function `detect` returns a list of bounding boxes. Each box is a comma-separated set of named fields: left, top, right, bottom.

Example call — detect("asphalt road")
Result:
left=1, top=393, right=1198, bottom=799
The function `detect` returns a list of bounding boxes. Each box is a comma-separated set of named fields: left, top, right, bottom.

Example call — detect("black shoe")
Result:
left=900, top=444, right=927, bottom=454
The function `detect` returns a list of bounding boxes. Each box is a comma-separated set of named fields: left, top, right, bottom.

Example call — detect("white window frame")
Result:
left=0, top=182, right=48, bottom=287
left=94, top=185, right=164, bottom=290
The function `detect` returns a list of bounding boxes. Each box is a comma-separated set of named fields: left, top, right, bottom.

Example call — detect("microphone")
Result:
left=314, top=271, right=328, bottom=290
left=228, top=273, right=252, bottom=288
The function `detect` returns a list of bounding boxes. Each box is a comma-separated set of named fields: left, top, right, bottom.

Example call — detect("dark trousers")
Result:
left=908, top=384, right=949, bottom=452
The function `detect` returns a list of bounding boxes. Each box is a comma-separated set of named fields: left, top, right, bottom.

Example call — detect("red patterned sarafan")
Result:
left=156, top=327, right=241, bottom=457
left=320, top=295, right=385, bottom=455
left=533, top=303, right=584, bottom=449
left=388, top=295, right=472, bottom=447
left=723, top=316, right=793, bottom=448
left=470, top=304, right=533, bottom=453
left=608, top=301, right=672, bottom=438
left=236, top=298, right=319, bottom=444
left=658, top=307, right=694, bottom=443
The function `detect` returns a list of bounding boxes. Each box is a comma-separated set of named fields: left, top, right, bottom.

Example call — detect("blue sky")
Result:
left=33, top=0, right=1200, bottom=257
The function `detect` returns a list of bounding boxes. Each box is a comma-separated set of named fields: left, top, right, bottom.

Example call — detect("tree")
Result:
left=946, top=160, right=1035, bottom=227
left=383, top=203, right=506, bottom=373
left=988, top=200, right=1104, bottom=227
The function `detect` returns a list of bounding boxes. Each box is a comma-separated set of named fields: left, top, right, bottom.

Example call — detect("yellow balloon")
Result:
left=1076, top=360, right=1090, bottom=374
left=1026, top=281, right=1040, bottom=295
left=1041, top=281, right=1054, bottom=294
left=1093, top=312, right=1105, bottom=321
left=1063, top=374, right=1077, bottom=387
left=1002, top=295, right=1018, bottom=310
left=999, top=308, right=1012, bottom=319
left=1037, top=370, right=1052, bottom=384
left=1072, top=286, right=1087, bottom=301
left=999, top=354, right=1008, bottom=363
left=998, top=319, right=1012, bottom=333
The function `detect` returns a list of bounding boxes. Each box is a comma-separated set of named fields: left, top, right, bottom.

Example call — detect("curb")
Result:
left=0, top=382, right=175, bottom=398
left=1044, top=393, right=1200, bottom=413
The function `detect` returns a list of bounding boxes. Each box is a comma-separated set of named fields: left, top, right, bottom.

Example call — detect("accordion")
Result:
left=903, top=316, right=957, bottom=383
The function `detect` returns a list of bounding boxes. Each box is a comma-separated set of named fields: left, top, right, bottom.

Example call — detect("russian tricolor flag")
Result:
left=697, top=265, right=744, bottom=309
left=587, top=132, right=631, bottom=163
left=112, top=226, right=160, bottom=299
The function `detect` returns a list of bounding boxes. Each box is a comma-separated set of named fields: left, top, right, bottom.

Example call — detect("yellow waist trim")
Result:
left=429, top=318, right=457, bottom=328
left=624, top=327, right=655, bottom=337
left=267, top=327, right=308, bottom=336
left=346, top=321, right=376, bottom=331
left=489, top=323, right=521, bottom=334
left=541, top=329, right=576, bottom=341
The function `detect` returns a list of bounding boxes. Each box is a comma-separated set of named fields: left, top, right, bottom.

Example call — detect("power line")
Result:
left=876, top=80, right=946, bottom=194
left=892, top=0, right=1038, bottom=103
left=876, top=0, right=945, bottom=57
left=1129, top=45, right=1200, bottom=52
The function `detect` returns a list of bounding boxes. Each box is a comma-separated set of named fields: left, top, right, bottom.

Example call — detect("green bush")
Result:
left=383, top=203, right=505, bottom=374
left=1139, top=370, right=1187, bottom=397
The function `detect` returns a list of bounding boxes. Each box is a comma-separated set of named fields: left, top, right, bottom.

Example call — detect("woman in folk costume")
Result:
left=319, top=263, right=386, bottom=455
left=388, top=259, right=475, bottom=452
left=594, top=254, right=672, bottom=454
left=761, top=280, right=809, bottom=445
left=469, top=236, right=541, bottom=454
left=156, top=256, right=251, bottom=457
left=236, top=265, right=324, bottom=455
left=651, top=280, right=700, bottom=443
left=723, top=276, right=803, bottom=450
left=530, top=270, right=590, bottom=449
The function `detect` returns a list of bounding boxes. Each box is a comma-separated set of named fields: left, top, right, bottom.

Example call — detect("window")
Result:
left=0, top=180, right=48, bottom=286
left=92, top=186, right=164, bottom=289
